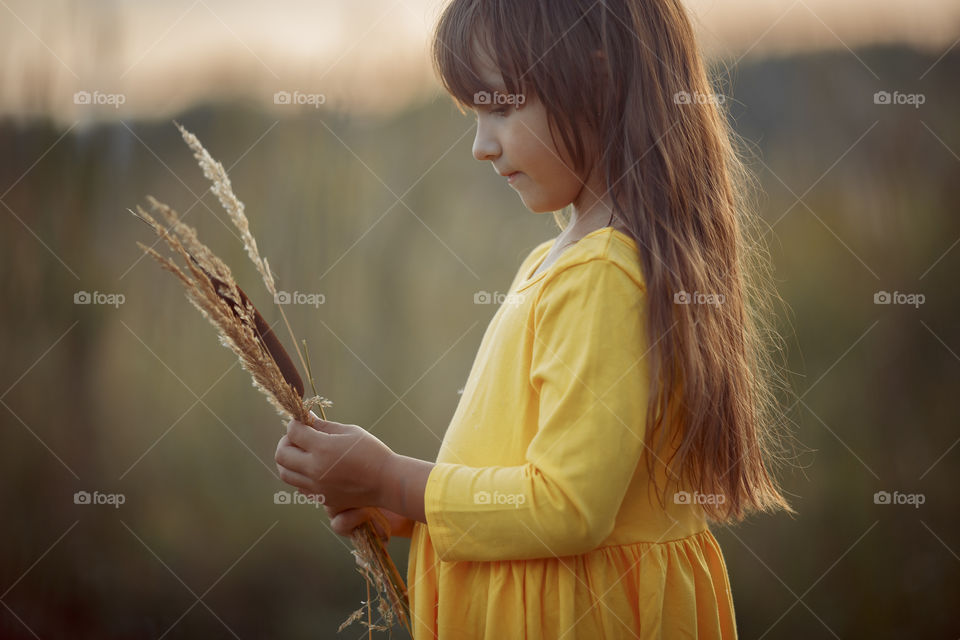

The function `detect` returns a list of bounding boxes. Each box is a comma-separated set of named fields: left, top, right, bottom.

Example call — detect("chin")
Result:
left=524, top=204, right=552, bottom=214
left=521, top=195, right=568, bottom=214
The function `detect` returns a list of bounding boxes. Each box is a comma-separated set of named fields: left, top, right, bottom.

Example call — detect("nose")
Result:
left=472, top=120, right=500, bottom=163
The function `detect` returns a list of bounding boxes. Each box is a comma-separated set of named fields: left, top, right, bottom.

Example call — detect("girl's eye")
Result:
left=472, top=105, right=511, bottom=121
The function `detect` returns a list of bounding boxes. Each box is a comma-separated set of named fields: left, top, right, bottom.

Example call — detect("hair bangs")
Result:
left=430, top=1, right=533, bottom=114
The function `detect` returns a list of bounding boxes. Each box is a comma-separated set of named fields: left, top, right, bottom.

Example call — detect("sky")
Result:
left=1, top=0, right=958, bottom=126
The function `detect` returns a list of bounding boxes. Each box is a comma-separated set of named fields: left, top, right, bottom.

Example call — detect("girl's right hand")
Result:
left=325, top=506, right=415, bottom=541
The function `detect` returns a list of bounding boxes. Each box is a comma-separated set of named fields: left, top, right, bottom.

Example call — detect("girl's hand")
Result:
left=274, top=412, right=395, bottom=513
left=325, top=506, right=415, bottom=541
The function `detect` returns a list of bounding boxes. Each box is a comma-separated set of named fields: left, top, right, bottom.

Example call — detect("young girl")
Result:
left=275, top=0, right=796, bottom=637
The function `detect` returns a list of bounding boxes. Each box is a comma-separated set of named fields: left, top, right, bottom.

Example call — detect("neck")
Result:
left=567, top=195, right=615, bottom=235
left=566, top=166, right=616, bottom=234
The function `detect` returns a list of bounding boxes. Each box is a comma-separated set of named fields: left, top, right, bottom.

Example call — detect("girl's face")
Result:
left=470, top=51, right=590, bottom=214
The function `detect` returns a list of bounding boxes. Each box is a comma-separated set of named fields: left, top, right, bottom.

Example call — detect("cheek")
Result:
left=517, top=171, right=583, bottom=213
left=507, top=120, right=584, bottom=207
left=521, top=130, right=577, bottom=181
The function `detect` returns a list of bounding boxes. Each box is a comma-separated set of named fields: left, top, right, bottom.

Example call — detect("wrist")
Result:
left=375, top=452, right=432, bottom=524
left=376, top=451, right=403, bottom=511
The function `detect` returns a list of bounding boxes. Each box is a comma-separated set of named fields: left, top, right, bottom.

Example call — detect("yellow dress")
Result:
left=407, top=226, right=738, bottom=639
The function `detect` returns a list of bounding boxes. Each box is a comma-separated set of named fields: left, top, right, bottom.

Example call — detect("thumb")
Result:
left=307, top=412, right=350, bottom=435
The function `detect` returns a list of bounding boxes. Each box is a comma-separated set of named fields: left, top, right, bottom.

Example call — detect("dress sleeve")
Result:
left=424, top=258, right=652, bottom=562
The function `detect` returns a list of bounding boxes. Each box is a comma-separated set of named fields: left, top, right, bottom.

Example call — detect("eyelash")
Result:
left=475, top=106, right=510, bottom=119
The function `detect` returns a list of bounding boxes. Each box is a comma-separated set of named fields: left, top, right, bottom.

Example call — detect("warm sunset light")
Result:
left=0, top=0, right=957, bottom=125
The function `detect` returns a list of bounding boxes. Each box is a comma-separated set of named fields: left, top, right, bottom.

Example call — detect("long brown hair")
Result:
left=431, top=0, right=798, bottom=523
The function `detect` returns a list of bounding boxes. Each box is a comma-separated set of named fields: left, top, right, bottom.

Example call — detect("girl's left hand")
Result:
left=274, top=412, right=395, bottom=513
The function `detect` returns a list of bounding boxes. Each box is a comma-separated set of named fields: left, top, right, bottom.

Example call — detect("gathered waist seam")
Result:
left=593, top=526, right=712, bottom=551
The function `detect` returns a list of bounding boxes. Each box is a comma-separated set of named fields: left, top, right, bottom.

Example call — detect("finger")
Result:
left=276, top=463, right=317, bottom=493
left=275, top=439, right=312, bottom=471
left=332, top=508, right=389, bottom=541
left=275, top=435, right=305, bottom=462
left=328, top=508, right=363, bottom=536
left=287, top=418, right=324, bottom=449
left=324, top=504, right=354, bottom=521
left=310, top=417, right=351, bottom=436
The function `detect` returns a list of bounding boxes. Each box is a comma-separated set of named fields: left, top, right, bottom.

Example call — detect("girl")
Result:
left=275, top=0, right=797, bottom=637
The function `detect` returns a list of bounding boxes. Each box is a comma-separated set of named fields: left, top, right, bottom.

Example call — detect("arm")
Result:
left=419, top=259, right=651, bottom=562
left=376, top=453, right=434, bottom=525
left=279, top=259, right=647, bottom=558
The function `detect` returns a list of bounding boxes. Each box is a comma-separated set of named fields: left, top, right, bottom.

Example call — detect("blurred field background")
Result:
left=1, top=1, right=959, bottom=638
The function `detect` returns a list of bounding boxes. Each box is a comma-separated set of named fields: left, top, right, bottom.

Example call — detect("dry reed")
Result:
left=129, top=123, right=412, bottom=637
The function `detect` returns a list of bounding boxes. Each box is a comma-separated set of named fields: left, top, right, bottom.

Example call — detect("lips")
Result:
left=495, top=167, right=522, bottom=185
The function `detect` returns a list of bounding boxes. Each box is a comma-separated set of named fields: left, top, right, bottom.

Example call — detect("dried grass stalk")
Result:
left=176, top=121, right=277, bottom=297
left=132, top=199, right=308, bottom=422
left=130, top=124, right=412, bottom=637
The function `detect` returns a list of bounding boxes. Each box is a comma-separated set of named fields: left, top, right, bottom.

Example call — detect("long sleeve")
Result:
left=424, top=257, right=651, bottom=562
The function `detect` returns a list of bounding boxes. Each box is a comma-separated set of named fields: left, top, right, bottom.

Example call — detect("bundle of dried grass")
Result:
left=130, top=123, right=411, bottom=637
